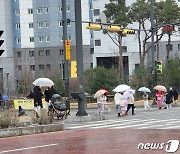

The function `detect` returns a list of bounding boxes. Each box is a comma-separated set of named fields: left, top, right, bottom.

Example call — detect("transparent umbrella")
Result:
left=112, top=84, right=130, bottom=93
left=32, top=78, right=54, bottom=87
left=138, top=87, right=151, bottom=93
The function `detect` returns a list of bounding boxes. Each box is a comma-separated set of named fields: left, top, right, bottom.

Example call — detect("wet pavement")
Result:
left=0, top=128, right=180, bottom=154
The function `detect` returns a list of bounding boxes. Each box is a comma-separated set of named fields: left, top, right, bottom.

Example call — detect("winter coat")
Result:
left=114, top=93, right=122, bottom=105
left=44, top=87, right=57, bottom=102
left=33, top=86, right=43, bottom=107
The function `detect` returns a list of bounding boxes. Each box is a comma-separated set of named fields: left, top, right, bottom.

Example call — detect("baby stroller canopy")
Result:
left=51, top=94, right=62, bottom=103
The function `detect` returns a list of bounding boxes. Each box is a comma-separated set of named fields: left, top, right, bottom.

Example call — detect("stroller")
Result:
left=49, top=94, right=67, bottom=119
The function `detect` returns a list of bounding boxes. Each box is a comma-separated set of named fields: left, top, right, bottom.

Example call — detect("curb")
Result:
left=64, top=114, right=108, bottom=122
left=0, top=123, right=64, bottom=138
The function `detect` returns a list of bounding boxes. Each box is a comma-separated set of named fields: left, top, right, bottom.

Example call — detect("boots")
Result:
left=118, top=113, right=121, bottom=117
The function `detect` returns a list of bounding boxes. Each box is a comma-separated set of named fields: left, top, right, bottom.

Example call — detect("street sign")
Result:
left=65, top=40, right=71, bottom=60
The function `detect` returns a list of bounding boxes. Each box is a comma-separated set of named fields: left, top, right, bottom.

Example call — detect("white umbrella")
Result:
left=138, top=87, right=151, bottom=93
left=112, top=84, right=130, bottom=93
left=153, top=85, right=167, bottom=92
left=32, top=78, right=54, bottom=87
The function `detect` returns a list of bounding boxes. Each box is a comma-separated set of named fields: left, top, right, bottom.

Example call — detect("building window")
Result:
left=59, top=35, right=63, bottom=41
left=122, top=46, right=127, bottom=52
left=58, top=6, right=62, bottom=12
left=166, top=44, right=173, bottom=51
left=90, top=63, right=93, bottom=68
left=38, top=22, right=43, bottom=28
left=46, top=36, right=50, bottom=42
left=29, top=37, right=34, bottom=42
left=39, top=65, right=45, bottom=70
left=45, top=22, right=49, bottom=28
left=37, top=8, right=43, bottom=14
left=15, top=23, right=20, bottom=29
left=17, top=51, right=21, bottom=57
left=46, top=50, right=50, bottom=56
left=29, top=50, right=34, bottom=57
left=16, top=38, right=21, bottom=43
left=60, top=49, right=64, bottom=55
left=89, top=4, right=93, bottom=10
left=39, top=50, right=44, bottom=56
left=15, top=9, right=20, bottom=16
left=135, top=64, right=140, bottom=70
left=68, top=35, right=71, bottom=40
left=46, top=64, right=51, bottom=70
left=29, top=22, right=33, bottom=28
left=90, top=48, right=94, bottom=54
left=95, top=39, right=101, bottom=46
left=59, top=20, right=63, bottom=27
left=66, top=6, right=70, bottom=11
left=30, top=65, right=35, bottom=71
left=38, top=36, right=44, bottom=42
left=18, top=65, right=22, bottom=71
left=28, top=8, right=33, bottom=14
left=94, top=9, right=100, bottom=16
left=178, top=44, right=180, bottom=50
left=44, top=7, right=48, bottom=13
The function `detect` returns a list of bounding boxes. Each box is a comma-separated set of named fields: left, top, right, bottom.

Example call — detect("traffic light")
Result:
left=0, top=30, right=4, bottom=56
left=107, top=25, right=121, bottom=32
left=122, top=29, right=135, bottom=35
left=71, top=61, right=77, bottom=77
left=156, top=61, right=162, bottom=74
left=86, top=23, right=101, bottom=31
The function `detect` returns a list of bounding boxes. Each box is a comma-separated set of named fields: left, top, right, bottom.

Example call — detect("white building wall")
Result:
left=92, top=0, right=140, bottom=74
left=19, top=0, right=34, bottom=48
left=81, top=0, right=91, bottom=45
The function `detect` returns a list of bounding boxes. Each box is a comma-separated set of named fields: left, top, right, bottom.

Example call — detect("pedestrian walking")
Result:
left=44, top=86, right=57, bottom=112
left=33, top=86, right=43, bottom=116
left=156, top=90, right=164, bottom=109
left=164, top=91, right=173, bottom=109
left=143, top=92, right=151, bottom=110
left=119, top=95, right=128, bottom=117
left=114, top=92, right=123, bottom=117
left=126, top=91, right=135, bottom=115
left=172, top=88, right=178, bottom=104
left=96, top=93, right=107, bottom=114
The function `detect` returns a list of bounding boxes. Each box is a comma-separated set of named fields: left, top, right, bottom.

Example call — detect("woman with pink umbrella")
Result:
left=154, top=85, right=166, bottom=109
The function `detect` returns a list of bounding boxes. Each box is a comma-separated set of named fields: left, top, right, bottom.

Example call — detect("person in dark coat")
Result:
left=33, top=86, right=43, bottom=108
left=172, top=88, right=178, bottom=104
left=44, top=86, right=57, bottom=112
left=164, top=92, right=173, bottom=109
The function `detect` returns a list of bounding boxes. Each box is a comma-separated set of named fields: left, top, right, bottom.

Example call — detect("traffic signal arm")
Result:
left=0, top=30, right=4, bottom=56
left=86, top=24, right=101, bottom=31
left=107, top=26, right=120, bottom=32
left=122, top=29, right=135, bottom=35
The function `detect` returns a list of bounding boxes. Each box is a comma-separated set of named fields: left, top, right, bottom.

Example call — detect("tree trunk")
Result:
left=118, top=33, right=124, bottom=83
left=166, top=31, right=171, bottom=60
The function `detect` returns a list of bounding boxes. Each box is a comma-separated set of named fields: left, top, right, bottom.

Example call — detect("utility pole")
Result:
left=75, top=0, right=88, bottom=116
left=62, top=0, right=70, bottom=112
left=150, top=0, right=156, bottom=85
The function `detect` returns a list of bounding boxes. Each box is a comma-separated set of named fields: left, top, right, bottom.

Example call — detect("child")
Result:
left=143, top=92, right=151, bottom=110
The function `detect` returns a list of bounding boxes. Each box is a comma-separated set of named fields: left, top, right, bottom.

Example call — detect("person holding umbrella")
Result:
left=143, top=92, right=151, bottom=110
left=94, top=89, right=108, bottom=115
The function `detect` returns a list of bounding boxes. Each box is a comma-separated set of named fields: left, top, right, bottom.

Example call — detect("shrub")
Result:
left=0, top=108, right=19, bottom=129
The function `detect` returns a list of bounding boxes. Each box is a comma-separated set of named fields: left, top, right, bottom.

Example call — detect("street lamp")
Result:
left=6, top=72, right=10, bottom=97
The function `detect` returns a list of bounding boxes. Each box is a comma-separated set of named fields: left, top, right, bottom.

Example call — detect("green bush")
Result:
left=84, top=67, right=119, bottom=95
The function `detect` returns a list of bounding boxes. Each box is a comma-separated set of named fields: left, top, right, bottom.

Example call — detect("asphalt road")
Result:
left=1, top=106, right=180, bottom=154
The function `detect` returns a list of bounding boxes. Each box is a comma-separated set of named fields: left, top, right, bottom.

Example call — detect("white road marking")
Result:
left=0, top=143, right=59, bottom=153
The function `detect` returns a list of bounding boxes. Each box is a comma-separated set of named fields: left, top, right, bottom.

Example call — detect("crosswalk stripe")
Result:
left=65, top=118, right=180, bottom=130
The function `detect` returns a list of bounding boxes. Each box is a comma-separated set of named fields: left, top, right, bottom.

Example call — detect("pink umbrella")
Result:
left=123, top=89, right=135, bottom=99
left=94, top=89, right=109, bottom=98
